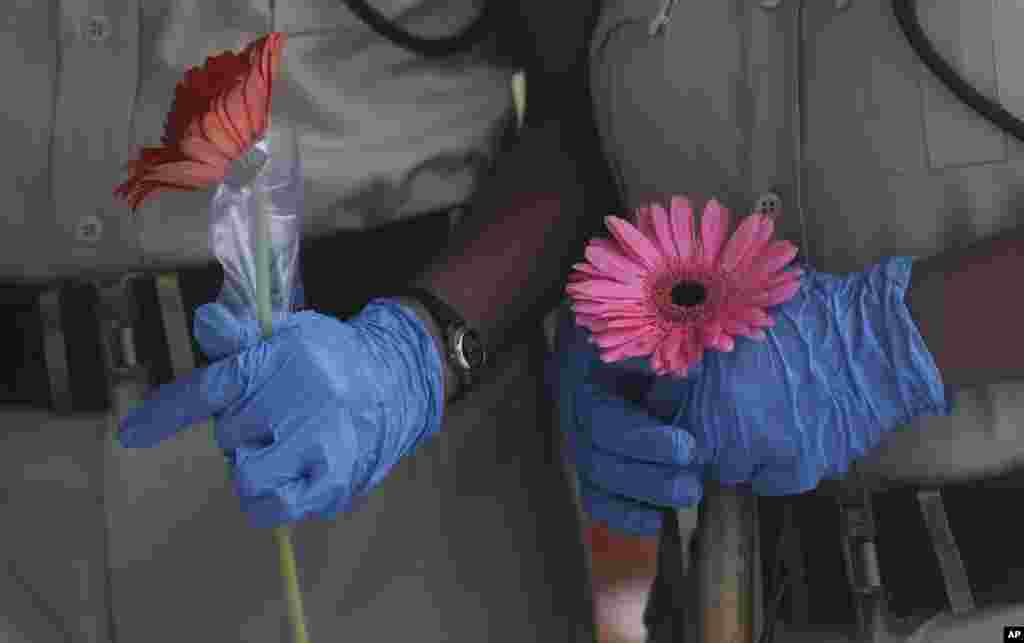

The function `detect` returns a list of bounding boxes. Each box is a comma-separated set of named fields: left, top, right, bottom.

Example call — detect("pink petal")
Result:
left=748, top=280, right=802, bottom=306
left=635, top=205, right=656, bottom=240
left=589, top=315, right=658, bottom=333
left=701, top=319, right=724, bottom=350
left=661, top=330, right=688, bottom=374
left=567, top=278, right=645, bottom=301
left=732, top=307, right=775, bottom=328
left=719, top=214, right=770, bottom=274
left=575, top=313, right=602, bottom=330
left=646, top=202, right=678, bottom=260
left=571, top=262, right=607, bottom=281
left=649, top=348, right=667, bottom=375
left=699, top=199, right=731, bottom=267
left=605, top=216, right=663, bottom=272
left=571, top=300, right=652, bottom=317
left=745, top=240, right=799, bottom=283
left=584, top=242, right=647, bottom=283
left=733, top=215, right=777, bottom=275
left=592, top=326, right=658, bottom=349
left=670, top=196, right=698, bottom=263
left=722, top=319, right=755, bottom=336
left=714, top=333, right=735, bottom=352
left=601, top=330, right=664, bottom=362
left=684, top=331, right=704, bottom=368
left=741, top=269, right=802, bottom=299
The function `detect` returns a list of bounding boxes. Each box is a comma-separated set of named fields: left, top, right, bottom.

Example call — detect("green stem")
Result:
left=253, top=188, right=310, bottom=643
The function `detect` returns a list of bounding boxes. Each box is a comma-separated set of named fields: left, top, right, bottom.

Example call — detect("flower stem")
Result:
left=254, top=188, right=310, bottom=643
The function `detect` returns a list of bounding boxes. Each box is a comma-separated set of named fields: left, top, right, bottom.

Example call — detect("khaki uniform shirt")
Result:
left=1, top=3, right=594, bottom=643
left=3, top=0, right=511, bottom=282
left=591, top=0, right=1024, bottom=484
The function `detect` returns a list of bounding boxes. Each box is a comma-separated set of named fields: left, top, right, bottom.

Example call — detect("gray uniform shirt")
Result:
left=591, top=0, right=1024, bottom=483
left=2, top=4, right=599, bottom=643
left=4, top=0, right=511, bottom=282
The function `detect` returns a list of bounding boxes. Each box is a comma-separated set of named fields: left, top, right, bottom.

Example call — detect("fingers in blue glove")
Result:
left=585, top=446, right=703, bottom=508
left=578, top=476, right=665, bottom=537
left=119, top=355, right=250, bottom=448
left=193, top=303, right=300, bottom=359
left=193, top=303, right=261, bottom=359
left=232, top=417, right=361, bottom=527
left=579, top=383, right=701, bottom=468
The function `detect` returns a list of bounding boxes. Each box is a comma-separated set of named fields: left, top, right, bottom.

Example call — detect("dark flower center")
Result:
left=670, top=281, right=707, bottom=307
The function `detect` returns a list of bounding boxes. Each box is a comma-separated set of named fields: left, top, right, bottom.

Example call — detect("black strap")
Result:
left=893, top=0, right=1024, bottom=143
left=340, top=0, right=495, bottom=58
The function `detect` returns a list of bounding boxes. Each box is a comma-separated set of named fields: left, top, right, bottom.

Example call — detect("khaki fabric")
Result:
left=590, top=0, right=1024, bottom=484
left=1, top=0, right=511, bottom=282
left=102, top=340, right=592, bottom=642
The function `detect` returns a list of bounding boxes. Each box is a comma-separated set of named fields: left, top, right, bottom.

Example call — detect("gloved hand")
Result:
left=549, top=256, right=954, bottom=536
left=118, top=299, right=445, bottom=528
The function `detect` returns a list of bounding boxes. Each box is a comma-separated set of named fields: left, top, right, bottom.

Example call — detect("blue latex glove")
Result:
left=549, top=256, right=954, bottom=536
left=118, top=299, right=445, bottom=528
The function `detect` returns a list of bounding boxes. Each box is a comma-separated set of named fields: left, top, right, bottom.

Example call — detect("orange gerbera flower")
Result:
left=114, top=32, right=286, bottom=211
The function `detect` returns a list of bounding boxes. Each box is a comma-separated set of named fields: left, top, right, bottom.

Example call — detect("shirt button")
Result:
left=75, top=215, right=104, bottom=243
left=82, top=15, right=111, bottom=43
left=753, top=192, right=783, bottom=218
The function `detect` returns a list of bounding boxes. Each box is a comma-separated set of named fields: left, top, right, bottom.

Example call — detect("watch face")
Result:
left=456, top=329, right=486, bottom=369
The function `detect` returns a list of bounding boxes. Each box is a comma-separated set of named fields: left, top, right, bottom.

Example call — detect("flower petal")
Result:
left=575, top=313, right=603, bottom=331
left=635, top=205, right=656, bottom=240
left=584, top=241, right=647, bottom=283
left=719, top=214, right=770, bottom=274
left=567, top=278, right=646, bottom=301
left=571, top=262, right=603, bottom=277
left=746, top=240, right=799, bottom=283
left=732, top=307, right=775, bottom=328
left=733, top=215, right=777, bottom=275
left=605, top=216, right=664, bottom=272
left=588, top=315, right=659, bottom=333
left=593, top=326, right=660, bottom=350
left=179, top=136, right=233, bottom=168
left=200, top=109, right=244, bottom=159
left=748, top=279, right=802, bottom=307
left=221, top=82, right=255, bottom=149
left=601, top=330, right=662, bottom=362
left=659, top=330, right=687, bottom=375
left=648, top=202, right=679, bottom=260
left=701, top=320, right=724, bottom=350
left=669, top=195, right=697, bottom=263
left=242, top=62, right=269, bottom=137
left=683, top=331, right=704, bottom=368
left=141, top=160, right=226, bottom=189
left=713, top=333, right=735, bottom=352
left=699, top=199, right=731, bottom=267
left=571, top=300, right=653, bottom=317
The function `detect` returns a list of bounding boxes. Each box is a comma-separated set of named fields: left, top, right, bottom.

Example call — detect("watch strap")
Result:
left=393, top=287, right=487, bottom=399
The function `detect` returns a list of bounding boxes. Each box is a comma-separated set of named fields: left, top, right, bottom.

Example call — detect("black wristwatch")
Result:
left=395, top=287, right=489, bottom=401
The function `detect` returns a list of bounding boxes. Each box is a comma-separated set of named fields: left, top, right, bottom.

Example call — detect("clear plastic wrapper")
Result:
left=210, top=124, right=305, bottom=325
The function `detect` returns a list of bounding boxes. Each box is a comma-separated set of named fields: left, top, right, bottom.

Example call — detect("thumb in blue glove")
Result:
left=118, top=299, right=445, bottom=528
left=547, top=305, right=704, bottom=537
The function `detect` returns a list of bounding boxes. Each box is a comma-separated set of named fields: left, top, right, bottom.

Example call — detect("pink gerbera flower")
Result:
left=566, top=196, right=803, bottom=377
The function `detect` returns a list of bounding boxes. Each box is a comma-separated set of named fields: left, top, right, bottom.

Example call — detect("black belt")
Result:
left=0, top=209, right=455, bottom=413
